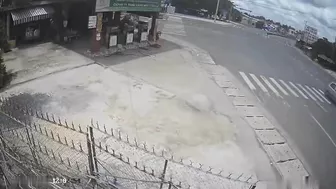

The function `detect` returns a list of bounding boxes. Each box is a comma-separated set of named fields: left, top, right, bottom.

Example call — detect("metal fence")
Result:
left=0, top=96, right=258, bottom=189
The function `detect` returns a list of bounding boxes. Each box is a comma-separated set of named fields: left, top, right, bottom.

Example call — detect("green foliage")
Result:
left=311, top=38, right=334, bottom=61
left=172, top=0, right=233, bottom=14
left=0, top=20, right=9, bottom=52
left=0, top=19, right=10, bottom=88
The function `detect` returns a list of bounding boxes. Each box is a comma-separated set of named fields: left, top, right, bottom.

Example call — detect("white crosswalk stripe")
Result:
left=305, top=85, right=324, bottom=103
left=290, top=82, right=309, bottom=99
left=238, top=72, right=331, bottom=104
left=250, top=74, right=268, bottom=93
left=313, top=87, right=331, bottom=104
left=270, top=78, right=289, bottom=96
left=280, top=80, right=299, bottom=97
left=298, top=84, right=317, bottom=101
left=239, top=72, right=256, bottom=90
left=260, top=75, right=282, bottom=97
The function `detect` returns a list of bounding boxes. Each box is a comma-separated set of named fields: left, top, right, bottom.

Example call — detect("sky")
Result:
left=232, top=0, right=336, bottom=41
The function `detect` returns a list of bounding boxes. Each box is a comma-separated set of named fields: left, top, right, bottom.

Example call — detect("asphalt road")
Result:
left=161, top=16, right=336, bottom=189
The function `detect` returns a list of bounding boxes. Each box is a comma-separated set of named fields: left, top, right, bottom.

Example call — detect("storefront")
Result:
left=91, top=0, right=162, bottom=51
left=9, top=6, right=56, bottom=44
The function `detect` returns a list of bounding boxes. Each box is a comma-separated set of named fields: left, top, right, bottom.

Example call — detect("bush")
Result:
left=0, top=20, right=11, bottom=88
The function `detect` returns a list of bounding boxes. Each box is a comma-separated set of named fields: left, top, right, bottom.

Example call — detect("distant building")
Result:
left=288, top=28, right=296, bottom=36
left=302, top=25, right=318, bottom=45
left=241, top=14, right=264, bottom=28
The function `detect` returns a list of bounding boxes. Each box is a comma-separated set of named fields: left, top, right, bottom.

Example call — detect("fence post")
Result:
left=160, top=160, right=168, bottom=189
left=86, top=132, right=95, bottom=179
left=89, top=126, right=98, bottom=173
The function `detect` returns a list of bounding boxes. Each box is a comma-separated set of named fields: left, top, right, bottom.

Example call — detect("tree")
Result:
left=0, top=20, right=10, bottom=88
left=172, top=0, right=234, bottom=15
left=0, top=20, right=9, bottom=52
left=311, top=38, right=334, bottom=60
left=230, top=8, right=242, bottom=22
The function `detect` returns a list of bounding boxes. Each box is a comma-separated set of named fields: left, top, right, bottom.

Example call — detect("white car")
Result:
left=325, top=82, right=336, bottom=103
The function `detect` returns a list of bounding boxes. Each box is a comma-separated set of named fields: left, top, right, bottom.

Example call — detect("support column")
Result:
left=6, top=13, right=10, bottom=40
left=149, top=13, right=158, bottom=42
left=91, top=12, right=103, bottom=52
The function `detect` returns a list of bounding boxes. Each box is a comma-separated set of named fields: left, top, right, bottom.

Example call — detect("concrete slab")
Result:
left=276, top=159, right=309, bottom=179
left=3, top=42, right=94, bottom=86
left=255, top=130, right=286, bottom=144
left=225, top=88, right=245, bottom=97
left=245, top=117, right=274, bottom=130
left=264, top=144, right=296, bottom=163
left=232, top=97, right=254, bottom=106
left=201, top=64, right=228, bottom=75
left=213, top=76, right=236, bottom=88
left=255, top=181, right=267, bottom=189
left=236, top=106, right=263, bottom=117
left=196, top=52, right=216, bottom=65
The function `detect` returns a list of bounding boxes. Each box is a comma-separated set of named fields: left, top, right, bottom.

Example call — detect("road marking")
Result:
left=316, top=101, right=328, bottom=112
left=313, top=87, right=331, bottom=104
left=250, top=74, right=268, bottom=93
left=290, top=82, right=309, bottom=99
left=297, top=84, right=317, bottom=101
left=270, top=78, right=289, bottom=96
left=280, top=80, right=299, bottom=97
left=260, top=75, right=282, bottom=97
left=239, top=72, right=256, bottom=90
left=318, top=89, right=324, bottom=94
left=310, top=114, right=336, bottom=148
left=305, top=85, right=324, bottom=103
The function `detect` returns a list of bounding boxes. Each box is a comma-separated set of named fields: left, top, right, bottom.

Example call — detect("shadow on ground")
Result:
left=0, top=93, right=51, bottom=129
left=62, top=35, right=181, bottom=66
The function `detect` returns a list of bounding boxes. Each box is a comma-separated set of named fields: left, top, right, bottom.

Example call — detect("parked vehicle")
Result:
left=325, top=82, right=336, bottom=103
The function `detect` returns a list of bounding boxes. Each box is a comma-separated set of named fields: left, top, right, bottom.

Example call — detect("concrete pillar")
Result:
left=149, top=13, right=158, bottom=42
left=91, top=12, right=103, bottom=52
left=6, top=13, right=10, bottom=39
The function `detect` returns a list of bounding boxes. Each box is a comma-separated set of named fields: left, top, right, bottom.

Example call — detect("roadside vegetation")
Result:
left=311, top=38, right=336, bottom=71
left=171, top=0, right=242, bottom=22
left=296, top=37, right=336, bottom=71
left=0, top=19, right=12, bottom=88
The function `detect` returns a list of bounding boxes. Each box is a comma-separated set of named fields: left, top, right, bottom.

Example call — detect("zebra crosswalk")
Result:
left=238, top=72, right=331, bottom=105
left=162, top=16, right=187, bottom=36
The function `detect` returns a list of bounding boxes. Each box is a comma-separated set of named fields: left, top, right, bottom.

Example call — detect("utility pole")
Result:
left=214, top=0, right=220, bottom=22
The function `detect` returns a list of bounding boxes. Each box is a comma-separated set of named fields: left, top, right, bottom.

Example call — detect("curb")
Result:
left=162, top=34, right=316, bottom=189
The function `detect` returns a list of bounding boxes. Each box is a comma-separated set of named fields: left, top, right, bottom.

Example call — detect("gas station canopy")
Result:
left=95, top=0, right=162, bottom=12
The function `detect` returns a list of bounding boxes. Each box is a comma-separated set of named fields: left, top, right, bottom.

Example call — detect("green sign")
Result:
left=96, top=0, right=162, bottom=12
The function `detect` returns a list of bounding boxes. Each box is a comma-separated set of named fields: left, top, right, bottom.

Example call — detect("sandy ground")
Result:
left=2, top=62, right=252, bottom=173
left=3, top=42, right=94, bottom=86
left=0, top=42, right=269, bottom=188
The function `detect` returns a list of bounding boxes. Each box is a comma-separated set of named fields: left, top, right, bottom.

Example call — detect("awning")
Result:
left=11, top=6, right=55, bottom=26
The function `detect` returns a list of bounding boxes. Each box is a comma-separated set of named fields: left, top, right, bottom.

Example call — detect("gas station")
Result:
left=90, top=0, right=162, bottom=52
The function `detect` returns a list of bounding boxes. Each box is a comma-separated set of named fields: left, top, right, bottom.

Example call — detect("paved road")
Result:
left=160, top=15, right=336, bottom=189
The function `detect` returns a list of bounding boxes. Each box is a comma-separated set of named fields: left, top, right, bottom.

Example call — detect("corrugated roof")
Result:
left=11, top=6, right=54, bottom=25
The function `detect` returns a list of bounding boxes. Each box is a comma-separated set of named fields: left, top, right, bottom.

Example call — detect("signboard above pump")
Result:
left=96, top=0, right=161, bottom=12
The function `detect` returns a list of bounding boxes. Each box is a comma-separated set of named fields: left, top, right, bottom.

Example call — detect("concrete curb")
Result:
left=162, top=34, right=316, bottom=189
